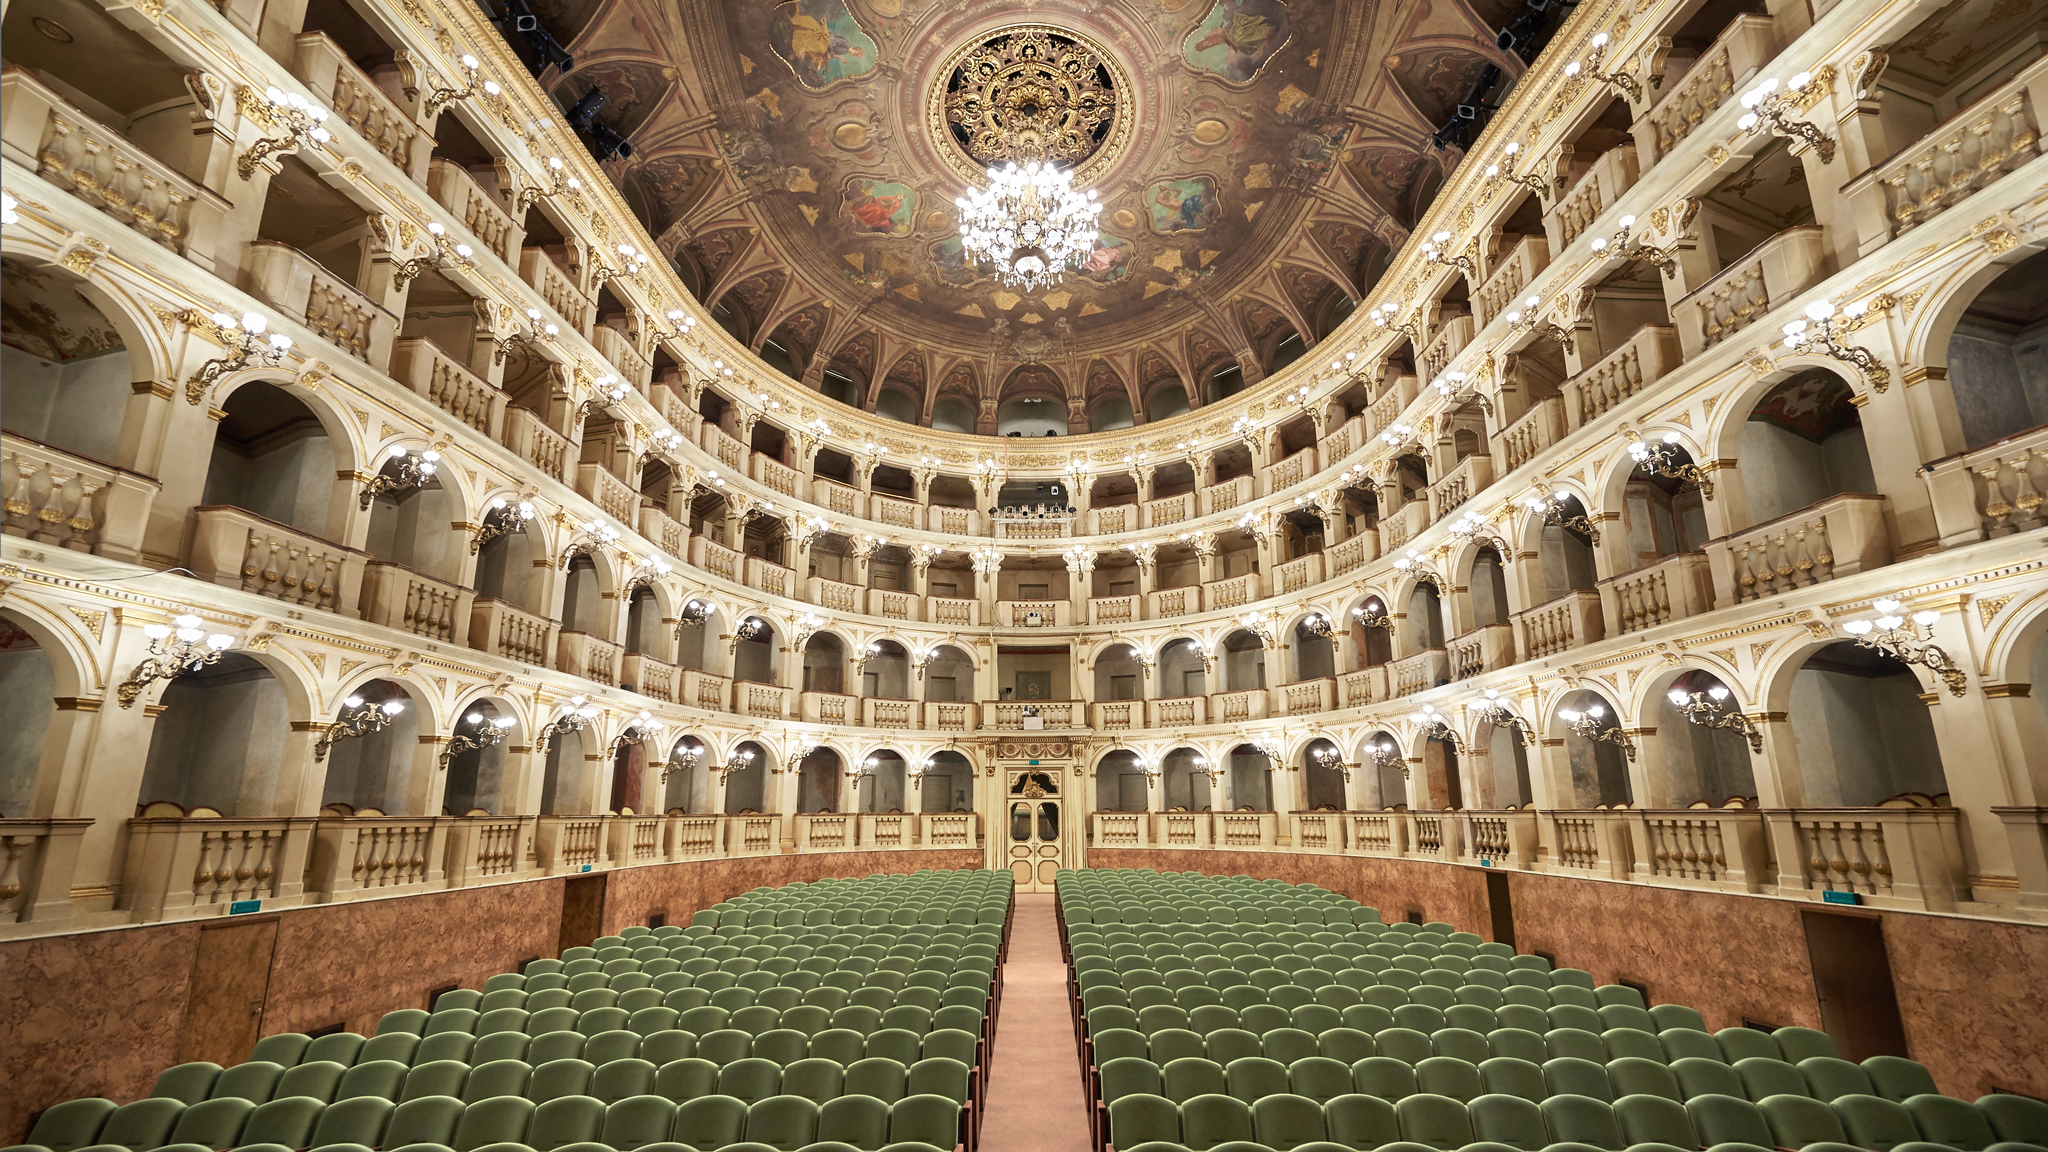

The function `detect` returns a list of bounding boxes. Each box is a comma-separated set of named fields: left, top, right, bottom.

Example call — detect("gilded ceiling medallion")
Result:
left=928, top=25, right=1134, bottom=184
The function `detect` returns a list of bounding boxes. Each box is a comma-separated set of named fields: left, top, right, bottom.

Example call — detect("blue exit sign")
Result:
left=1821, top=890, right=1861, bottom=905
left=229, top=899, right=261, bottom=915
left=581, top=864, right=593, bottom=873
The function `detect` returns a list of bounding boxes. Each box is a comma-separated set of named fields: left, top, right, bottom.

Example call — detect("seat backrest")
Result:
left=334, top=1058, right=409, bottom=1102
left=817, top=1093, right=890, bottom=1150
left=152, top=1062, right=224, bottom=1104
left=1613, top=1091, right=1697, bottom=1148
left=654, top=1056, right=719, bottom=1103
left=744, top=1093, right=820, bottom=1151
left=250, top=1033, right=313, bottom=1067
left=1863, top=1055, right=1941, bottom=1101
left=1734, top=1056, right=1811, bottom=1101
left=1352, top=1056, right=1418, bottom=1101
left=1181, top=1091, right=1255, bottom=1149
left=400, top=1059, right=470, bottom=1103
left=1906, top=1093, right=2000, bottom=1151
left=451, top=1093, right=536, bottom=1152
left=1325, top=1092, right=1400, bottom=1149
left=381, top=1094, right=465, bottom=1149
left=1541, top=1056, right=1613, bottom=1103
left=304, top=1032, right=367, bottom=1067
left=529, top=1057, right=596, bottom=1102
left=1108, top=1092, right=1181, bottom=1150
left=1715, top=1026, right=1781, bottom=1062
left=1251, top=1092, right=1327, bottom=1149
left=167, top=1097, right=256, bottom=1151
left=1798, top=1056, right=1874, bottom=1101
left=1671, top=1056, right=1744, bottom=1100
left=1415, top=1056, right=1484, bottom=1103
left=1979, top=1093, right=2048, bottom=1146
left=1760, top=1091, right=1850, bottom=1147
left=591, top=1056, right=659, bottom=1103
left=1485, top=1027, right=1547, bottom=1065
left=1605, top=1056, right=1680, bottom=1101
left=887, top=1093, right=961, bottom=1149
left=1771, top=1026, right=1838, bottom=1063
left=1832, top=1092, right=1924, bottom=1152
left=1540, top=1092, right=1622, bottom=1149
left=1477, top=1057, right=1546, bottom=1103
left=1162, top=1057, right=1228, bottom=1103
left=1396, top=1091, right=1474, bottom=1149
left=1469, top=1090, right=1547, bottom=1150
left=1686, top=1092, right=1776, bottom=1147
left=307, top=1095, right=392, bottom=1149
left=209, top=1060, right=284, bottom=1103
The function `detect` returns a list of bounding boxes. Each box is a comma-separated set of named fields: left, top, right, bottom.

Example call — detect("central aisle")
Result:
left=980, top=891, right=1092, bottom=1152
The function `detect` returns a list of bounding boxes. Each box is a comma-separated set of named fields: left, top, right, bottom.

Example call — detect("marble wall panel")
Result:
left=601, top=849, right=986, bottom=935
left=1089, top=848, right=1492, bottom=934
left=1882, top=909, right=2048, bottom=1099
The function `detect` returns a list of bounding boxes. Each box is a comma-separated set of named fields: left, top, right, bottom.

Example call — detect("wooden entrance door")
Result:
left=176, top=917, right=279, bottom=1066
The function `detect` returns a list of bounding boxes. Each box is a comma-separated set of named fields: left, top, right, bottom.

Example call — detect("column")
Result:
left=1129, top=544, right=1158, bottom=609
left=973, top=549, right=1002, bottom=623
left=1192, top=531, right=1218, bottom=588
left=849, top=533, right=881, bottom=588
left=1066, top=546, right=1095, bottom=624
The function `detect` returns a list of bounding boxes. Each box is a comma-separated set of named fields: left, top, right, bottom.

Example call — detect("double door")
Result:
left=1007, top=797, right=1062, bottom=890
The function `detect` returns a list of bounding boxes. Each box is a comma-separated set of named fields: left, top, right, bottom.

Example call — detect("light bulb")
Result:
left=1912, top=610, right=1940, bottom=626
left=1669, top=690, right=1689, bottom=705
left=1708, top=686, right=1729, bottom=701
left=1844, top=619, right=1874, bottom=635
left=144, top=623, right=172, bottom=640
left=1588, top=704, right=1606, bottom=718
left=1559, top=709, right=1581, bottom=722
left=1873, top=598, right=1902, bottom=614
left=241, top=312, right=267, bottom=334
left=467, top=713, right=483, bottom=725
left=1806, top=299, right=1836, bottom=321
left=344, top=695, right=365, bottom=709
left=206, top=634, right=234, bottom=651
left=381, top=701, right=405, bottom=715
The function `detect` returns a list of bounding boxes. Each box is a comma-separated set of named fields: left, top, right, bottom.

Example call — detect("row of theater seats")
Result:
left=1056, top=869, right=2046, bottom=1152
left=8, top=869, right=1011, bottom=1152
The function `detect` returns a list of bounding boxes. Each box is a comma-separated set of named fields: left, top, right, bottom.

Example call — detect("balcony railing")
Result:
left=1089, top=595, right=1139, bottom=625
left=1476, top=236, right=1550, bottom=324
left=1569, top=325, right=1681, bottom=428
left=691, top=537, right=741, bottom=583
left=189, top=506, right=367, bottom=614
left=578, top=463, right=637, bottom=524
left=1781, top=807, right=1966, bottom=912
left=391, top=338, right=503, bottom=436
left=1145, top=493, right=1193, bottom=529
left=504, top=406, right=570, bottom=482
left=1211, top=688, right=1267, bottom=723
left=556, top=630, right=621, bottom=685
left=1420, top=314, right=1476, bottom=383
left=1, top=69, right=228, bottom=262
left=0, top=433, right=158, bottom=563
left=1682, top=226, right=1826, bottom=351
left=1321, top=417, right=1364, bottom=466
left=443, top=816, right=533, bottom=886
left=681, top=669, right=731, bottom=712
left=1544, top=809, right=1635, bottom=880
left=293, top=33, right=429, bottom=181
left=1448, top=623, right=1515, bottom=679
left=1150, top=696, right=1207, bottom=726
left=1092, top=504, right=1135, bottom=535
left=748, top=558, right=794, bottom=600
left=1092, top=701, right=1138, bottom=731
left=1151, top=587, right=1195, bottom=619
left=1844, top=55, right=2046, bottom=249
left=470, top=598, right=553, bottom=665
left=1922, top=423, right=2048, bottom=546
left=873, top=494, right=921, bottom=530
left=0, top=818, right=90, bottom=931
left=594, top=324, right=651, bottom=390
left=1207, top=574, right=1255, bottom=611
left=1600, top=551, right=1713, bottom=634
left=246, top=241, right=395, bottom=368
left=1324, top=531, right=1378, bottom=578
left=1341, top=667, right=1389, bottom=708
left=1637, top=15, right=1775, bottom=162
left=801, top=691, right=856, bottom=725
left=1516, top=590, right=1605, bottom=658
left=520, top=247, right=593, bottom=337
left=427, top=159, right=521, bottom=263
left=1429, top=454, right=1493, bottom=521
left=870, top=588, right=918, bottom=621
left=991, top=702, right=1077, bottom=729
left=1390, top=650, right=1448, bottom=696
left=930, top=597, right=978, bottom=626
left=927, top=701, right=977, bottom=732
left=1708, top=492, right=1890, bottom=605
left=753, top=453, right=801, bottom=499
left=1498, top=396, right=1566, bottom=471
left=1268, top=451, right=1311, bottom=491
left=1631, top=808, right=1771, bottom=892
left=1279, top=678, right=1335, bottom=716
left=1548, top=144, right=1640, bottom=248
left=121, top=815, right=317, bottom=921
left=864, top=698, right=919, bottom=729
left=737, top=681, right=792, bottom=720
left=621, top=652, right=675, bottom=702
left=1202, top=477, right=1253, bottom=517
left=359, top=560, right=470, bottom=643
left=307, top=816, right=446, bottom=899
left=639, top=505, right=686, bottom=557
left=813, top=577, right=863, bottom=614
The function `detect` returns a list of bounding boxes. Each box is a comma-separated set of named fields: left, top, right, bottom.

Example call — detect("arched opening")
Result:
left=1420, top=730, right=1464, bottom=811
left=138, top=653, right=290, bottom=816
left=675, top=598, right=717, bottom=671
left=1302, top=738, right=1346, bottom=810
left=1352, top=599, right=1394, bottom=669
left=874, top=388, right=920, bottom=425
left=1147, top=381, right=1192, bottom=422
left=474, top=511, right=540, bottom=612
left=1738, top=369, right=1874, bottom=525
left=802, top=632, right=846, bottom=694
left=1095, top=750, right=1149, bottom=812
left=319, top=679, right=423, bottom=815
left=734, top=616, right=778, bottom=685
left=1475, top=720, right=1533, bottom=810
left=1789, top=643, right=1948, bottom=806
left=442, top=702, right=514, bottom=815
left=919, top=751, right=974, bottom=813
left=854, top=750, right=906, bottom=813
left=1202, top=362, right=1243, bottom=406
left=996, top=395, right=1065, bottom=437
left=758, top=337, right=800, bottom=380
left=560, top=554, right=605, bottom=635
left=1161, top=747, right=1214, bottom=811
left=539, top=724, right=586, bottom=815
left=0, top=257, right=138, bottom=463
left=931, top=397, right=976, bottom=434
left=796, top=746, right=842, bottom=813
left=1090, top=395, right=1134, bottom=432
left=1159, top=638, right=1209, bottom=699
left=1226, top=744, right=1273, bottom=811
left=1269, top=330, right=1307, bottom=373
left=1094, top=642, right=1144, bottom=702
left=923, top=644, right=974, bottom=703
left=862, top=640, right=909, bottom=699
left=1406, top=581, right=1447, bottom=652
left=363, top=451, right=459, bottom=581
left=1623, top=459, right=1709, bottom=570
left=1364, top=731, right=1406, bottom=809
left=820, top=365, right=861, bottom=407
left=1292, top=616, right=1334, bottom=683
left=0, top=616, right=57, bottom=817
left=1471, top=549, right=1511, bottom=627
left=1220, top=630, right=1266, bottom=692
left=1654, top=671, right=1758, bottom=808
left=608, top=727, right=654, bottom=814
left=623, top=587, right=660, bottom=655
left=1555, top=689, right=1633, bottom=808
left=201, top=382, right=338, bottom=537
left=1945, top=248, right=2048, bottom=448
left=723, top=740, right=768, bottom=814
left=660, top=735, right=711, bottom=814
left=1539, top=497, right=1599, bottom=600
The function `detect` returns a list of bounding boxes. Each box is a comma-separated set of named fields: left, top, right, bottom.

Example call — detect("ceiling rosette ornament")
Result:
left=929, top=25, right=1133, bottom=184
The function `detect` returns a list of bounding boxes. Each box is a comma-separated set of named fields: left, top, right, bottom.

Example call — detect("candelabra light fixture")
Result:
left=1738, top=73, right=1836, bottom=162
left=1627, top=431, right=1716, bottom=498
left=1380, top=421, right=1415, bottom=448
left=909, top=643, right=939, bottom=681
left=116, top=614, right=236, bottom=707
left=1248, top=733, right=1285, bottom=767
left=624, top=554, right=672, bottom=592
left=423, top=54, right=501, bottom=115
left=717, top=746, right=758, bottom=784
left=1564, top=32, right=1644, bottom=102
left=1367, top=302, right=1420, bottom=342
left=955, top=160, right=1103, bottom=290
left=1558, top=703, right=1637, bottom=759
left=1432, top=370, right=1493, bottom=416
left=185, top=311, right=294, bottom=404
left=1483, top=141, right=1552, bottom=198
left=595, top=243, right=651, bottom=286
left=1782, top=298, right=1890, bottom=391
left=1301, top=612, right=1337, bottom=640
left=662, top=309, right=697, bottom=339
left=1239, top=610, right=1279, bottom=648
left=1410, top=703, right=1468, bottom=752
left=1353, top=603, right=1395, bottom=630
left=390, top=221, right=474, bottom=291
left=1447, top=510, right=1511, bottom=556
left=1322, top=350, right=1363, bottom=380
left=238, top=86, right=332, bottom=178
left=786, top=612, right=825, bottom=651
left=1421, top=231, right=1476, bottom=274
left=846, top=755, right=883, bottom=784
left=440, top=710, right=517, bottom=770
left=1526, top=489, right=1600, bottom=543
left=1473, top=688, right=1535, bottom=746
left=2, top=191, right=18, bottom=226
left=471, top=496, right=537, bottom=553
left=496, top=308, right=561, bottom=366
left=678, top=598, right=714, bottom=626
left=781, top=731, right=821, bottom=774
left=539, top=695, right=602, bottom=753
left=1501, top=296, right=1544, bottom=330
left=563, top=517, right=622, bottom=563
left=315, top=695, right=407, bottom=761
left=1194, top=752, right=1225, bottom=788
left=1367, top=738, right=1408, bottom=779
left=661, top=740, right=703, bottom=786
left=1311, top=745, right=1349, bottom=782
left=525, top=156, right=585, bottom=209
left=608, top=710, right=667, bottom=755
left=642, top=428, right=686, bottom=465
left=577, top=375, right=630, bottom=424
left=1666, top=686, right=1763, bottom=753
left=1591, top=215, right=1678, bottom=279
left=1136, top=755, right=1164, bottom=788
left=907, top=755, right=935, bottom=783
left=358, top=446, right=440, bottom=510
left=1842, top=598, right=1968, bottom=696
left=1230, top=415, right=1261, bottom=445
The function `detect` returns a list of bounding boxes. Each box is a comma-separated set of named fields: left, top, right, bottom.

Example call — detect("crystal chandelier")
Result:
left=956, top=160, right=1101, bottom=291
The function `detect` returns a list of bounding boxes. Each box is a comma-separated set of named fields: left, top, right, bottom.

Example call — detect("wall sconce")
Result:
left=1411, top=703, right=1468, bottom=752
left=1526, top=490, right=1600, bottom=543
left=1064, top=543, right=1098, bottom=570
left=609, top=710, right=666, bottom=755
left=1194, top=752, right=1225, bottom=788
left=1311, top=746, right=1350, bottom=783
left=1843, top=598, right=1967, bottom=696
left=624, top=555, right=672, bottom=593
left=2, top=191, right=18, bottom=226
left=1483, top=141, right=1552, bottom=198
left=912, top=455, right=943, bottom=491
left=1367, top=739, right=1409, bottom=780
left=238, top=86, right=331, bottom=179
left=661, top=740, right=702, bottom=786
left=1501, top=296, right=1544, bottom=332
left=1391, top=549, right=1423, bottom=573
left=315, top=696, right=407, bottom=761
left=1473, top=688, right=1535, bottom=746
left=1240, top=610, right=1279, bottom=648
left=1558, top=703, right=1637, bottom=760
left=907, top=755, right=935, bottom=783
left=359, top=446, right=440, bottom=510
left=639, top=428, right=686, bottom=471
left=1627, top=431, right=1716, bottom=499
left=592, top=243, right=650, bottom=288
left=539, top=695, right=601, bottom=753
left=1432, top=371, right=1493, bottom=416
left=423, top=54, right=501, bottom=115
left=1302, top=612, right=1337, bottom=639
left=971, top=545, right=1004, bottom=576
left=716, top=746, right=758, bottom=784
left=521, top=156, right=585, bottom=211
left=563, top=517, right=622, bottom=563
left=1738, top=73, right=1836, bottom=163
left=440, top=711, right=516, bottom=770
left=1667, top=687, right=1763, bottom=753
left=1353, top=604, right=1395, bottom=630
left=1136, top=756, right=1164, bottom=788
left=1421, top=231, right=1476, bottom=274
left=1782, top=298, right=1890, bottom=391
left=471, top=496, right=537, bottom=553
left=1380, top=421, right=1415, bottom=449
left=185, top=310, right=294, bottom=405
left=1230, top=415, right=1262, bottom=445
left=1248, top=733, right=1285, bottom=768
left=1565, top=32, right=1644, bottom=102
left=849, top=639, right=883, bottom=678
left=1590, top=215, right=1678, bottom=278
left=496, top=308, right=560, bottom=366
left=781, top=731, right=820, bottom=774
left=1368, top=302, right=1421, bottom=342
left=1447, top=511, right=1512, bottom=557
left=785, top=612, right=824, bottom=651
left=577, top=375, right=631, bottom=425
left=391, top=221, right=474, bottom=291
left=116, top=614, right=236, bottom=707
left=678, top=598, right=714, bottom=627
left=847, top=755, right=882, bottom=783
left=661, top=309, right=697, bottom=339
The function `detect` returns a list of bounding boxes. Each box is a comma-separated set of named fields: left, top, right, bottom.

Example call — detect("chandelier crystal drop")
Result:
left=956, top=160, right=1101, bottom=292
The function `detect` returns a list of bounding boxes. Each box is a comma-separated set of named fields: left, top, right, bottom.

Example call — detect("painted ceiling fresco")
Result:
left=540, top=0, right=1523, bottom=422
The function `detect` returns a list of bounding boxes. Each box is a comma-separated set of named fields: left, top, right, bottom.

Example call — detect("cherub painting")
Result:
left=1076, top=234, right=1134, bottom=283
left=1183, top=0, right=1292, bottom=84
left=1146, top=176, right=1221, bottom=234
left=842, top=178, right=917, bottom=236
left=770, top=0, right=878, bottom=90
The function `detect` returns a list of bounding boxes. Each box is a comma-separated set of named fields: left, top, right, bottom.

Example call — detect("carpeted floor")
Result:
left=979, top=891, right=1092, bottom=1152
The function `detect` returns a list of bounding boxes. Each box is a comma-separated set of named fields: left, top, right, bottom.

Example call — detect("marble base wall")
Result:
left=0, top=850, right=987, bottom=1141
left=1089, top=848, right=2048, bottom=1101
